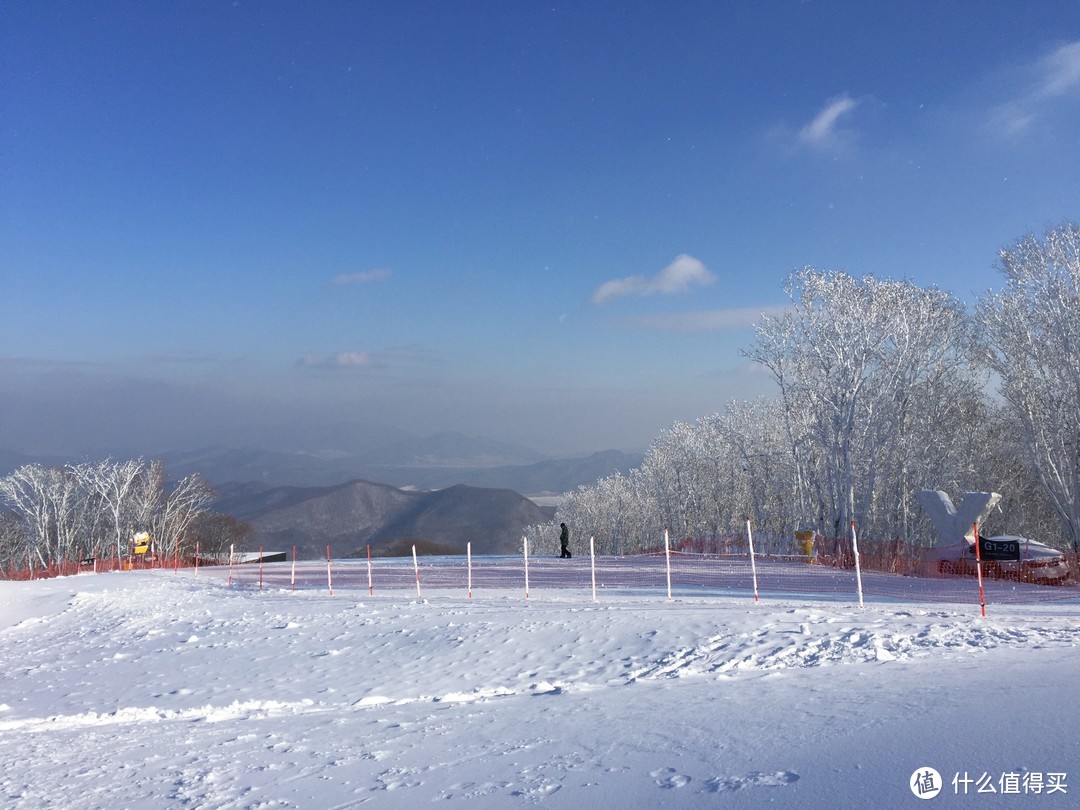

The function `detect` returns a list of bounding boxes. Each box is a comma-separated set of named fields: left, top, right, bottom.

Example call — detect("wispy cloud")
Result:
left=592, top=254, right=715, bottom=305
left=1, top=355, right=110, bottom=369
left=296, top=351, right=377, bottom=369
left=143, top=351, right=219, bottom=365
left=328, top=268, right=391, bottom=286
left=986, top=39, right=1080, bottom=137
left=623, top=305, right=790, bottom=332
left=1034, top=40, right=1080, bottom=99
left=797, top=94, right=860, bottom=151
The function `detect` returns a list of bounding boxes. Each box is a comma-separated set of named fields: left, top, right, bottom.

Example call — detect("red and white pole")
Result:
left=974, top=522, right=987, bottom=618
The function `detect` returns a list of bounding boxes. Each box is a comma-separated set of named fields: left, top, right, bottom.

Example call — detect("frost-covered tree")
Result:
left=127, top=459, right=166, bottom=537
left=978, top=222, right=1080, bottom=550
left=552, top=401, right=796, bottom=554
left=0, top=510, right=27, bottom=570
left=64, top=463, right=110, bottom=556
left=153, top=472, right=216, bottom=558
left=84, top=458, right=148, bottom=559
left=0, top=457, right=219, bottom=572
left=745, top=269, right=978, bottom=543
left=0, top=465, right=54, bottom=565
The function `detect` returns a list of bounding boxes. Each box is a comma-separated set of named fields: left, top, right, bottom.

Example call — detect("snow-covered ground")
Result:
left=1, top=564, right=1078, bottom=808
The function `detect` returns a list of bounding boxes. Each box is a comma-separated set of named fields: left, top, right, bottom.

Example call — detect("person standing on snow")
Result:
left=559, top=522, right=572, bottom=558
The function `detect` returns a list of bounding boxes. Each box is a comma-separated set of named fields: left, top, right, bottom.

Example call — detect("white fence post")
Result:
left=523, top=536, right=530, bottom=600
left=412, top=544, right=422, bottom=599
left=467, top=540, right=473, bottom=599
left=746, top=519, right=760, bottom=603
left=590, top=535, right=597, bottom=603
left=850, top=521, right=864, bottom=608
left=326, top=545, right=334, bottom=597
left=664, top=528, right=673, bottom=601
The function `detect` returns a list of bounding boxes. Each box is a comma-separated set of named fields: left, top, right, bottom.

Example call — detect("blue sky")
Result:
left=3, top=1, right=1080, bottom=458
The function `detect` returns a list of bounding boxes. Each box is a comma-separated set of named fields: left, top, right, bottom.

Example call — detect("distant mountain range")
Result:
left=212, top=479, right=553, bottom=559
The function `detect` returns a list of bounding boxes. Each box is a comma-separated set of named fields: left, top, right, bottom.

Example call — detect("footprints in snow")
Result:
left=707, top=770, right=801, bottom=791
left=627, top=618, right=1080, bottom=682
left=650, top=767, right=692, bottom=789
left=650, top=767, right=800, bottom=792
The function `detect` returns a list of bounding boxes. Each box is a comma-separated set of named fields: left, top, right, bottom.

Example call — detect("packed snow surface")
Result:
left=1, top=564, right=1078, bottom=808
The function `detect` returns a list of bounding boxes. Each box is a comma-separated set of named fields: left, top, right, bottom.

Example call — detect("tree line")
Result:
left=0, top=457, right=251, bottom=571
left=530, top=223, right=1080, bottom=556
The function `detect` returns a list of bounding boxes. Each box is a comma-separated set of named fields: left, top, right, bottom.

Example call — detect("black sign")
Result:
left=978, top=537, right=1021, bottom=561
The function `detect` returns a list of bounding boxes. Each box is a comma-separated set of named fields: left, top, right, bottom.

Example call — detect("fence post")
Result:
left=467, top=540, right=473, bottom=599
left=590, top=535, right=597, bottom=603
left=412, top=544, right=422, bottom=599
left=664, top=528, right=672, bottom=601
left=367, top=544, right=373, bottom=597
left=973, top=522, right=987, bottom=618
left=259, top=544, right=264, bottom=591
left=327, top=545, right=334, bottom=596
left=746, top=519, right=760, bottom=603
left=523, top=536, right=530, bottom=600
left=290, top=545, right=296, bottom=593
left=850, top=521, right=864, bottom=609
left=227, top=543, right=234, bottom=587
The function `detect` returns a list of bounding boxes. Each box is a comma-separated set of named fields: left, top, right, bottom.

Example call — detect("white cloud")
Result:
left=625, top=305, right=790, bottom=332
left=987, top=103, right=1035, bottom=138
left=297, top=351, right=376, bottom=369
left=592, top=255, right=716, bottom=305
left=1035, top=40, right=1080, bottom=99
left=798, top=94, right=860, bottom=150
left=329, top=268, right=391, bottom=286
left=986, top=39, right=1080, bottom=138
